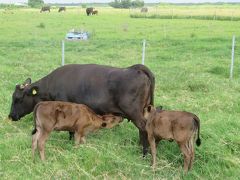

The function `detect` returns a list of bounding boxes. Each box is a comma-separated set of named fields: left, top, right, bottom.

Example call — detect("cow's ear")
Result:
left=101, top=122, right=107, bottom=127
left=26, top=86, right=39, bottom=96
left=23, top=78, right=31, bottom=86
left=147, top=105, right=152, bottom=112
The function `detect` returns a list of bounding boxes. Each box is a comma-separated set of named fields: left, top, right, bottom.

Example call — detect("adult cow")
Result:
left=58, top=7, right=66, bottom=12
left=86, top=7, right=94, bottom=16
left=9, top=64, right=155, bottom=156
left=40, top=6, right=50, bottom=13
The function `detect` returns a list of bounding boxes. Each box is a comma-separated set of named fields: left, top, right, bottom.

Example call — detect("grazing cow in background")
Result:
left=40, top=6, right=50, bottom=13
left=58, top=7, right=66, bottom=12
left=9, top=64, right=155, bottom=156
left=32, top=101, right=123, bottom=160
left=141, top=7, right=148, bottom=13
left=86, top=7, right=94, bottom=16
left=143, top=105, right=201, bottom=172
left=92, top=10, right=98, bottom=15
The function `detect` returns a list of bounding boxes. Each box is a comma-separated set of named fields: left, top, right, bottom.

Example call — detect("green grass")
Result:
left=0, top=5, right=240, bottom=179
left=130, top=14, right=240, bottom=21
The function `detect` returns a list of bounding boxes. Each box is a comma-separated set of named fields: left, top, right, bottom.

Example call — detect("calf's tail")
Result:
left=193, top=115, right=201, bottom=146
left=32, top=102, right=41, bottom=135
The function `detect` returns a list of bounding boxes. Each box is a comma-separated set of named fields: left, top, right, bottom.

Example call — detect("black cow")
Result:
left=9, top=64, right=155, bottom=156
left=86, top=7, right=94, bottom=16
left=58, top=7, right=66, bottom=12
left=40, top=6, right=50, bottom=13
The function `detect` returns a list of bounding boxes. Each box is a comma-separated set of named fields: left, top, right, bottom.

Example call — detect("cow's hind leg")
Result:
left=123, top=109, right=149, bottom=156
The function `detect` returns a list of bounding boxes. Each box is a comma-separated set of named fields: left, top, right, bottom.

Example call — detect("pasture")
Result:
left=0, top=4, right=240, bottom=179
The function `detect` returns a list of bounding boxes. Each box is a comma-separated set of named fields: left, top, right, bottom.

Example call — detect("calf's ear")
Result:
left=101, top=123, right=107, bottom=127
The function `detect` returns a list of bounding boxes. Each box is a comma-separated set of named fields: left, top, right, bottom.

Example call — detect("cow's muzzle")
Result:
left=8, top=114, right=20, bottom=121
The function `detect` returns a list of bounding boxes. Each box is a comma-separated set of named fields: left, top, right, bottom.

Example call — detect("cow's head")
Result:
left=9, top=78, right=39, bottom=121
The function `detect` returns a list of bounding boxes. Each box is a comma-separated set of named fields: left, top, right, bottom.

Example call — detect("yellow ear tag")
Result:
left=32, top=89, right=37, bottom=95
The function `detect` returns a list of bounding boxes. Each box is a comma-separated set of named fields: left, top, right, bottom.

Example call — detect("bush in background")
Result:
left=28, top=0, right=44, bottom=8
left=109, top=0, right=144, bottom=9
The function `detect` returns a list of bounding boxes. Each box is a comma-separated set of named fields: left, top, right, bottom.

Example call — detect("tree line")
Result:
left=109, top=0, right=144, bottom=9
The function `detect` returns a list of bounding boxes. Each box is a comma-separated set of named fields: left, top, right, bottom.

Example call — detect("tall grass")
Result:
left=130, top=13, right=240, bottom=21
left=130, top=4, right=240, bottom=21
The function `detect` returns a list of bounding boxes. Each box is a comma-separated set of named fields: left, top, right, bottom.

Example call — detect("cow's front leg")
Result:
left=69, top=131, right=74, bottom=140
left=139, top=130, right=149, bottom=157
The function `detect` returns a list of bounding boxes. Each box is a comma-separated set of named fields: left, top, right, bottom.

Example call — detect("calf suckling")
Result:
left=32, top=101, right=123, bottom=160
left=143, top=105, right=201, bottom=172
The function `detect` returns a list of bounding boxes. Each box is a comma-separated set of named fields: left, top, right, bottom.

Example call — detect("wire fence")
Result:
left=60, top=34, right=239, bottom=80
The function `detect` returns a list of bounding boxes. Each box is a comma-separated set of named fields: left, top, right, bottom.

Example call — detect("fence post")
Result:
left=62, top=40, right=65, bottom=66
left=230, top=35, right=235, bottom=79
left=142, top=39, right=146, bottom=65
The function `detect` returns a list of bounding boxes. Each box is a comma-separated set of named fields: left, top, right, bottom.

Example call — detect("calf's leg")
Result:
left=32, top=129, right=40, bottom=160
left=179, top=142, right=192, bottom=173
left=148, top=132, right=157, bottom=169
left=74, top=131, right=84, bottom=146
left=38, top=131, right=49, bottom=161
left=188, top=136, right=195, bottom=170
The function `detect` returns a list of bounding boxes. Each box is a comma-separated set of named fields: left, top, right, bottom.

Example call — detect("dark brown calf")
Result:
left=92, top=10, right=98, bottom=15
left=32, top=101, right=123, bottom=160
left=143, top=105, right=201, bottom=172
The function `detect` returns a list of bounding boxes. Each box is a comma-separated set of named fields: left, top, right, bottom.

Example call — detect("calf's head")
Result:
left=101, top=114, right=123, bottom=128
left=143, top=105, right=157, bottom=120
left=9, top=78, right=39, bottom=121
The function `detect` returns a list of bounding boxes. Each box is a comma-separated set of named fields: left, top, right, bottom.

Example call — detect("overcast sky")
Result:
left=1, top=0, right=240, bottom=4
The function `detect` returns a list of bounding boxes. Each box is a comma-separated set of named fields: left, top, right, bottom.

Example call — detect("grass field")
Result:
left=0, top=4, right=240, bottom=179
left=130, top=4, right=240, bottom=20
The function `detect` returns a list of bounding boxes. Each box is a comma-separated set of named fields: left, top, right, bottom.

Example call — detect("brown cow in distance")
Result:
left=92, top=10, right=98, bottom=15
left=40, top=6, right=50, bottom=13
left=143, top=105, right=201, bottom=172
left=32, top=101, right=123, bottom=160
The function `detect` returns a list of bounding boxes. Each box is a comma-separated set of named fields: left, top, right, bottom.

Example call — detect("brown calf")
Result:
left=32, top=101, right=123, bottom=160
left=92, top=10, right=98, bottom=15
left=143, top=105, right=201, bottom=172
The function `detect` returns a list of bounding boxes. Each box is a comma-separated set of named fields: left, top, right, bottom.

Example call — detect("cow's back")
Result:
left=44, top=64, right=150, bottom=115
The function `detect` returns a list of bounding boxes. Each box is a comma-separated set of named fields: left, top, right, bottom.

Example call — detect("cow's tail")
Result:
left=193, top=115, right=201, bottom=146
left=130, top=64, right=155, bottom=106
left=32, top=102, right=41, bottom=135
